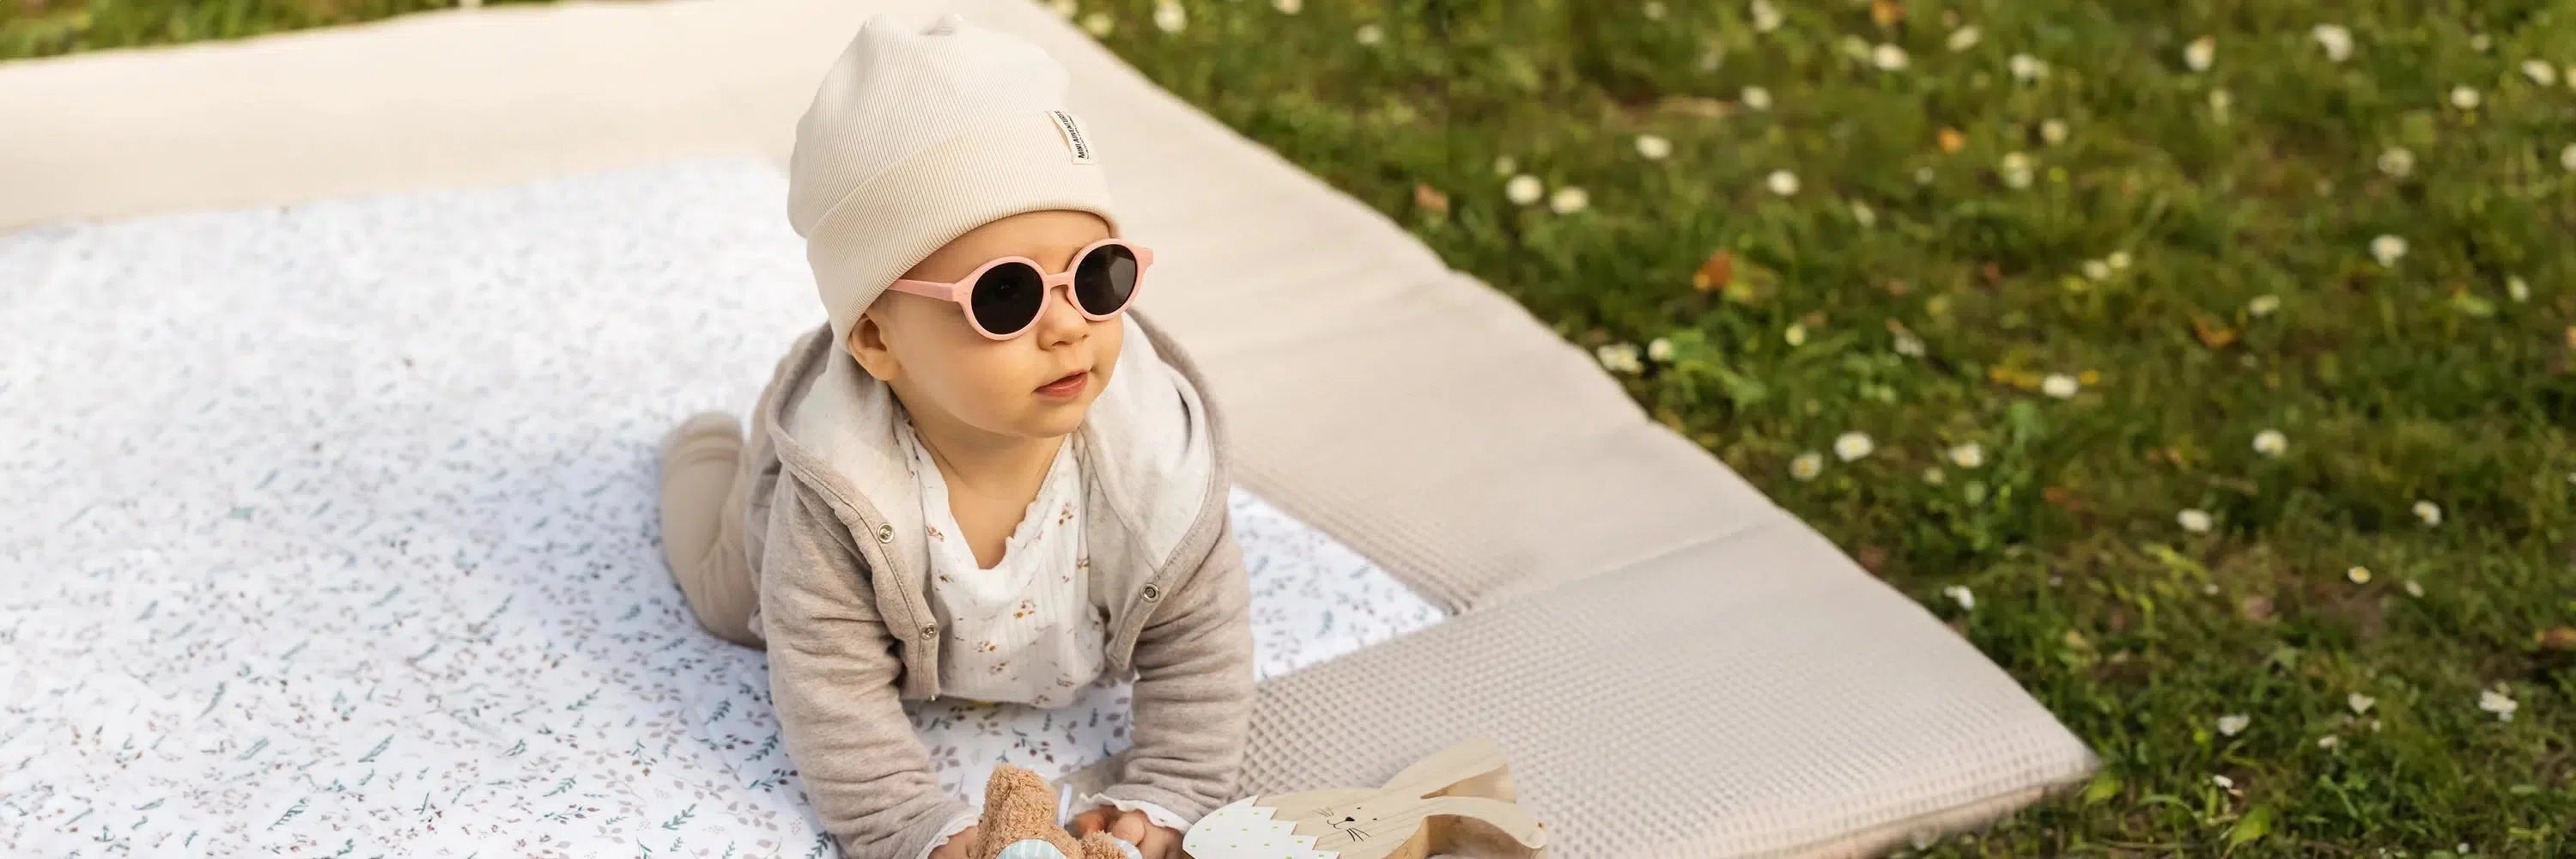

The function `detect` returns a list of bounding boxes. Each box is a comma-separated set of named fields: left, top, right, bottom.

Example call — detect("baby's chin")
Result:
left=986, top=399, right=1095, bottom=441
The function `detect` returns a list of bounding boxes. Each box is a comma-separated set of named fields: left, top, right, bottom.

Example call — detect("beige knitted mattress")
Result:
left=0, top=0, right=2098, bottom=856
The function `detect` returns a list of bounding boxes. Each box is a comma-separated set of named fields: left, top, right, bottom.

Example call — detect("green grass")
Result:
left=0, top=0, right=525, bottom=56
left=10, top=0, right=2573, bottom=854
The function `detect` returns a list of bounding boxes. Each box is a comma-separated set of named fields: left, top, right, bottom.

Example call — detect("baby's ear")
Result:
left=845, top=313, right=902, bottom=381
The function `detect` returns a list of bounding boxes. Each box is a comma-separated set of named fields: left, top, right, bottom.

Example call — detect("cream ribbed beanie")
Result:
left=787, top=11, right=1119, bottom=347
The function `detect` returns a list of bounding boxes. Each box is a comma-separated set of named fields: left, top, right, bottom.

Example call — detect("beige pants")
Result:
left=659, top=411, right=763, bottom=648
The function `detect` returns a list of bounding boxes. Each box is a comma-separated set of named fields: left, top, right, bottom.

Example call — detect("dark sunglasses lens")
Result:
left=969, top=263, right=1046, bottom=335
left=1072, top=244, right=1139, bottom=316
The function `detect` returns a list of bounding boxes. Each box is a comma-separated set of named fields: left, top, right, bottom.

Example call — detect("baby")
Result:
left=655, top=13, right=1252, bottom=859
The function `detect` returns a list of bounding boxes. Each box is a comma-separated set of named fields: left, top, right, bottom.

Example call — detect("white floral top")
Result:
left=897, top=419, right=1106, bottom=710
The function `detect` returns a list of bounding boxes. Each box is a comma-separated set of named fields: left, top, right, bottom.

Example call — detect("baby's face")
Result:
left=849, top=210, right=1124, bottom=441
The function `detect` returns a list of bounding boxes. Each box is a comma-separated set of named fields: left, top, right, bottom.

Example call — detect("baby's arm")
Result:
left=762, top=482, right=980, bottom=859
left=1085, top=515, right=1255, bottom=826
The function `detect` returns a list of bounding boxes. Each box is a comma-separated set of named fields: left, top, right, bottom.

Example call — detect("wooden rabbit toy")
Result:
left=1182, top=739, right=1549, bottom=859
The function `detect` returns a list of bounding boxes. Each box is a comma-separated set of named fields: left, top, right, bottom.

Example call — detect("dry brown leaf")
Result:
left=2043, top=485, right=2086, bottom=513
left=2239, top=595, right=2276, bottom=623
left=1856, top=545, right=1890, bottom=572
left=1412, top=183, right=1450, bottom=216
left=2537, top=626, right=2576, bottom=651
left=1692, top=249, right=1735, bottom=292
left=1980, top=262, right=2003, bottom=283
left=1937, top=127, right=1965, bottom=154
left=1870, top=0, right=1906, bottom=27
left=2192, top=314, right=2240, bottom=349
left=1659, top=95, right=1731, bottom=119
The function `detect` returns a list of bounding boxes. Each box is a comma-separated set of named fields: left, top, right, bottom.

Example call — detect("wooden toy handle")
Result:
left=1383, top=739, right=1512, bottom=796
left=1419, top=796, right=1548, bottom=850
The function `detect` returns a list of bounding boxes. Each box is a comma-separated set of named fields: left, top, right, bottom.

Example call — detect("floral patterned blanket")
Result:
left=0, top=159, right=1443, bottom=857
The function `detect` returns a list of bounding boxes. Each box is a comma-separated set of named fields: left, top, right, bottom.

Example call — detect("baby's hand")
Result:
left=927, top=825, right=981, bottom=859
left=1072, top=807, right=1182, bottom=859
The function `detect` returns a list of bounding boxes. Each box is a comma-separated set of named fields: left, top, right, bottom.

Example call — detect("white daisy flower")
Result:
left=2523, top=59, right=2560, bottom=87
left=2216, top=714, right=2251, bottom=736
left=2318, top=735, right=2342, bottom=749
left=1766, top=169, right=1800, bottom=196
left=1595, top=343, right=1643, bottom=375
left=1549, top=186, right=1590, bottom=215
left=1942, top=585, right=1975, bottom=611
left=2106, top=251, right=2132, bottom=270
left=1355, top=23, right=1383, bottom=45
left=2000, top=151, right=2034, bottom=189
left=2009, top=52, right=2048, bottom=82
left=2479, top=688, right=2518, bottom=722
left=1646, top=337, right=1674, bottom=362
left=1790, top=451, right=1824, bottom=480
left=2413, top=499, right=2442, bottom=526
left=1872, top=44, right=1911, bottom=71
left=2371, top=235, right=2408, bottom=266
left=1635, top=134, right=1673, bottom=161
left=1048, top=0, right=1078, bottom=18
left=1152, top=1, right=1186, bottom=34
left=2253, top=429, right=2287, bottom=456
left=2178, top=509, right=2215, bottom=533
left=2470, top=33, right=2493, bottom=52
left=1922, top=466, right=1947, bottom=484
left=2404, top=580, right=2425, bottom=598
left=1081, top=10, right=1115, bottom=36
left=2041, top=373, right=2079, bottom=399
left=1784, top=323, right=1808, bottom=346
left=2040, top=119, right=2069, bottom=145
left=2211, top=774, right=2235, bottom=789
left=1834, top=431, right=1875, bottom=461
left=1741, top=85, right=1774, bottom=111
left=2247, top=295, right=2281, bottom=316
left=2378, top=147, right=2414, bottom=178
left=1947, top=26, right=1981, bottom=52
left=1915, top=165, right=1937, bottom=185
left=2312, top=24, right=2353, bottom=63
left=1749, top=0, right=1782, bottom=33
left=1893, top=331, right=1926, bottom=356
left=1643, top=1, right=1666, bottom=21
left=1850, top=199, right=1878, bottom=227
left=2184, top=36, right=2216, bottom=72
left=2561, top=143, right=2576, bottom=173
left=1947, top=442, right=1986, bottom=469
left=2348, top=692, right=2375, bottom=715
left=1273, top=0, right=1301, bottom=14
left=2082, top=259, right=2112, bottom=281
left=2348, top=565, right=2372, bottom=584
left=2506, top=276, right=2530, bottom=302
left=2450, top=85, right=2482, bottom=110
left=1505, top=174, right=1545, bottom=205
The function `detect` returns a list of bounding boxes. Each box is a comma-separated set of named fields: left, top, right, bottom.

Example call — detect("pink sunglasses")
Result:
left=885, top=238, right=1155, bottom=340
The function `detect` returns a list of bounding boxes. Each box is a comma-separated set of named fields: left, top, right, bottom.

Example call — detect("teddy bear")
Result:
left=974, top=765, right=1145, bottom=859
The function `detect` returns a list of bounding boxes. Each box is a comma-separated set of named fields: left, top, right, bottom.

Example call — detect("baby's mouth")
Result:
left=1036, top=370, right=1090, bottom=398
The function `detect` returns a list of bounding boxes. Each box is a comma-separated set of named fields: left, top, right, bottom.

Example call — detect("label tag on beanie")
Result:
left=1046, top=110, right=1097, bottom=165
